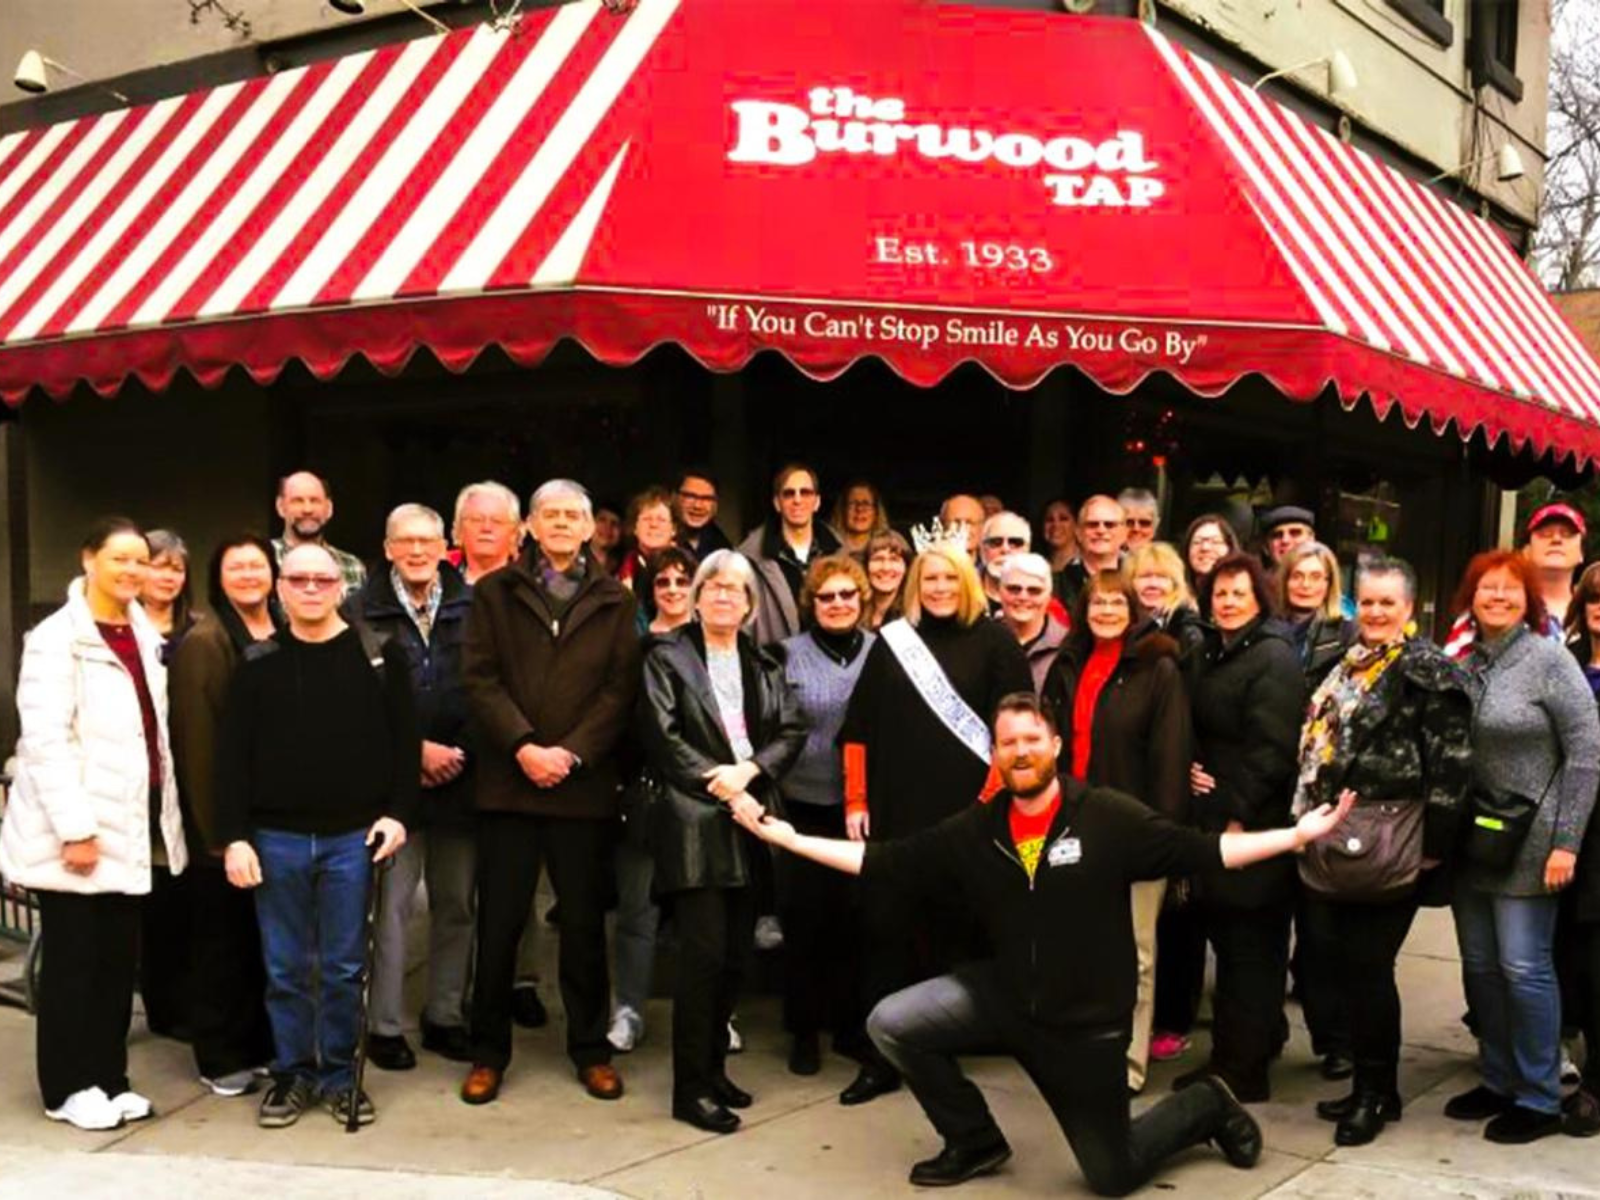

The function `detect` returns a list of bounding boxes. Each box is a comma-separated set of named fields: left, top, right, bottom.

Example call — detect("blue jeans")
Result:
left=1452, top=888, right=1562, bottom=1113
left=254, top=829, right=371, bottom=1094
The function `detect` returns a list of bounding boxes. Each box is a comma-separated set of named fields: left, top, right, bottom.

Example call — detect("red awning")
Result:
left=0, top=0, right=1597, bottom=465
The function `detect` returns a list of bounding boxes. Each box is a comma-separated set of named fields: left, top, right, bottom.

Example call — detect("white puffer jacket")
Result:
left=0, top=580, right=187, bottom=894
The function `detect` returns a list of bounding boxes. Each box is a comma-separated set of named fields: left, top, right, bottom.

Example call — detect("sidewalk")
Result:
left=0, top=909, right=1594, bottom=1198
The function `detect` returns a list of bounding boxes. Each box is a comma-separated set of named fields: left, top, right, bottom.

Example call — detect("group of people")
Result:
left=3, top=461, right=1600, bottom=1195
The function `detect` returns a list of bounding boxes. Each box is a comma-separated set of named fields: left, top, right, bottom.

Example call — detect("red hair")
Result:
left=1449, top=549, right=1548, bottom=635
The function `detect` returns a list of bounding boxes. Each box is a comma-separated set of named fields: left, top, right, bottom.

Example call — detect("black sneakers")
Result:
left=1483, top=1104, right=1561, bottom=1144
left=257, top=1076, right=316, bottom=1128
left=326, top=1088, right=377, bottom=1127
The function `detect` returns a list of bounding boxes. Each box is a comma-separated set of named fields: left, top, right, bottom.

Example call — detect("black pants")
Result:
left=1578, top=920, right=1600, bottom=1092
left=36, top=890, right=140, bottom=1110
left=1296, top=885, right=1351, bottom=1059
left=1153, top=895, right=1205, bottom=1036
left=671, top=885, right=755, bottom=1102
left=1303, top=895, right=1418, bottom=1094
left=868, top=963, right=1229, bottom=1198
left=470, top=812, right=613, bottom=1071
left=186, top=862, right=274, bottom=1080
left=1204, top=900, right=1291, bottom=1095
left=778, top=801, right=862, bottom=1041
left=139, top=865, right=192, bottom=1039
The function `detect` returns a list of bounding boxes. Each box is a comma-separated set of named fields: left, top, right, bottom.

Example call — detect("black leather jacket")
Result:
left=637, top=624, right=808, bottom=893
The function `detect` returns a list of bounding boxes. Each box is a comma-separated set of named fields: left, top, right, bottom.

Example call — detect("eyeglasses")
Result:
left=983, top=536, right=1028, bottom=549
left=460, top=514, right=514, bottom=529
left=388, top=536, right=442, bottom=550
left=1001, top=584, right=1048, bottom=598
left=654, top=574, right=690, bottom=591
left=1082, top=519, right=1124, bottom=530
left=779, top=487, right=817, bottom=500
left=815, top=586, right=860, bottom=604
left=677, top=489, right=716, bottom=504
left=703, top=581, right=746, bottom=597
left=1127, top=517, right=1155, bottom=529
left=282, top=573, right=341, bottom=592
left=1088, top=594, right=1130, bottom=608
left=1191, top=535, right=1228, bottom=548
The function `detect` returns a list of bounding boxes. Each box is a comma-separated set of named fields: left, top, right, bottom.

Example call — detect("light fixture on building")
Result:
left=13, top=50, right=129, bottom=103
left=328, top=0, right=451, bottom=36
left=1252, top=49, right=1358, bottom=98
left=1427, top=144, right=1526, bottom=184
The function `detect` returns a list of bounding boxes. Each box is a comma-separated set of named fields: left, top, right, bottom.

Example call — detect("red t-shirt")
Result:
left=1071, top=638, right=1123, bottom=782
left=97, top=622, right=161, bottom=792
left=1009, top=789, right=1062, bottom=881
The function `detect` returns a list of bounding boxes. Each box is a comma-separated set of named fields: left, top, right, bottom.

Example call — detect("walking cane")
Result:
left=347, top=831, right=390, bottom=1133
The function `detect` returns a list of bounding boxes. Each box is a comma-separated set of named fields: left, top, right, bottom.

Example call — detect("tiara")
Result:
left=910, top=517, right=972, bottom=556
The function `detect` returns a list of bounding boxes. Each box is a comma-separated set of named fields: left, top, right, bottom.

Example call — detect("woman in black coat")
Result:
left=1043, top=569, right=1191, bottom=1093
left=1279, top=541, right=1357, bottom=691
left=1181, top=553, right=1306, bottom=1102
left=637, top=549, right=806, bottom=1135
left=1295, top=558, right=1472, bottom=1145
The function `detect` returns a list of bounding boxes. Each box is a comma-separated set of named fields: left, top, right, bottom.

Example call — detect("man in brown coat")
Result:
left=458, top=479, right=642, bottom=1106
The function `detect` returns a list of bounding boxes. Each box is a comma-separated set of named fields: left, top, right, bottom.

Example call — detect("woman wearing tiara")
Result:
left=834, top=532, right=1032, bottom=1107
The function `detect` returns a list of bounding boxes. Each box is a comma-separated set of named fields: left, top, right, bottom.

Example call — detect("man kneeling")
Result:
left=732, top=692, right=1353, bottom=1195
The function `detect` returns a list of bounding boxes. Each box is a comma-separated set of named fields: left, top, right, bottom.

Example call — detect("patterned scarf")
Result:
left=1292, top=639, right=1404, bottom=815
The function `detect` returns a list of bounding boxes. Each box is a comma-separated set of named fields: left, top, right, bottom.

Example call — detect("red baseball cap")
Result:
left=1527, top=502, right=1587, bottom=536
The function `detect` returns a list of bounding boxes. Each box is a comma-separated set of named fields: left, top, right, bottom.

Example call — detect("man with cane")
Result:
left=216, top=543, right=417, bottom=1129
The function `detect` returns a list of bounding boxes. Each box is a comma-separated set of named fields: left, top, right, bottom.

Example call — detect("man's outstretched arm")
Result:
left=732, top=795, right=866, bottom=875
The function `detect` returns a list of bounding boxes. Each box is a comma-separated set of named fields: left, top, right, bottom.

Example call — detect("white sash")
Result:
left=879, top=619, right=991, bottom=765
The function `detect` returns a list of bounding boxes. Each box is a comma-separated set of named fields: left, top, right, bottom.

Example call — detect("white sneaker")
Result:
left=202, top=1068, right=264, bottom=1097
left=107, top=1090, right=154, bottom=1122
left=607, top=1006, right=643, bottom=1053
left=46, top=1087, right=124, bottom=1131
left=727, top=1018, right=744, bottom=1054
left=754, top=915, right=784, bottom=951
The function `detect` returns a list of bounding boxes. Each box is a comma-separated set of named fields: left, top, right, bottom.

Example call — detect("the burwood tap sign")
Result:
left=727, top=85, right=1166, bottom=209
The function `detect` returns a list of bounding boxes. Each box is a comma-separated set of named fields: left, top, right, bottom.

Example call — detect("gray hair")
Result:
left=1000, top=553, right=1054, bottom=590
left=1355, top=554, right=1417, bottom=604
left=145, top=529, right=189, bottom=566
left=453, top=480, right=520, bottom=530
left=529, top=478, right=593, bottom=520
left=385, top=503, right=446, bottom=540
left=980, top=510, right=1032, bottom=545
left=691, top=549, right=760, bottom=617
left=1117, top=487, right=1158, bottom=514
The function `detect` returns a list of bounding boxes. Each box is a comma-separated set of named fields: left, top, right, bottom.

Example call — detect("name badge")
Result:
left=1047, top=837, right=1082, bottom=867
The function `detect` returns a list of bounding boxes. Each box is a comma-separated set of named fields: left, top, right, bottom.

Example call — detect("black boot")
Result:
left=1334, top=1093, right=1402, bottom=1145
left=1317, top=1091, right=1402, bottom=1122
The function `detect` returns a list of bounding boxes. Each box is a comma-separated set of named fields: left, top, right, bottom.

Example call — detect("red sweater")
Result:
left=1070, top=638, right=1122, bottom=781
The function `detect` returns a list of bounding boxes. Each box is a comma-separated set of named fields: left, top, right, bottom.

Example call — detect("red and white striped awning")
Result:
left=0, top=0, right=1597, bottom=466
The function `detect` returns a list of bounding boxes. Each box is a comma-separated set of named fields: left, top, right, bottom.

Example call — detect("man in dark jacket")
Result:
left=358, top=504, right=477, bottom=1071
left=459, top=479, right=643, bottom=1106
left=737, top=463, right=843, bottom=645
left=734, top=692, right=1354, bottom=1193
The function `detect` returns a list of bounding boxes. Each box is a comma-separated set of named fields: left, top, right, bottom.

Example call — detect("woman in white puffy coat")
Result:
left=0, top=518, right=187, bottom=1131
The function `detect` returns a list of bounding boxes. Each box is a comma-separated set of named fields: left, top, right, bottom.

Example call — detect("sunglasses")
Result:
left=653, top=574, right=690, bottom=591
left=282, top=573, right=341, bottom=592
left=983, top=535, right=1028, bottom=549
left=1127, top=517, right=1155, bottom=529
left=1001, top=584, right=1048, bottom=598
left=815, top=587, right=860, bottom=604
left=779, top=487, right=817, bottom=500
left=1082, top=519, right=1124, bottom=530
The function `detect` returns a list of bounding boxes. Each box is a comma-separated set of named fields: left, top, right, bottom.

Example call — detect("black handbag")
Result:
left=1299, top=799, right=1424, bottom=902
left=1462, top=766, right=1558, bottom=872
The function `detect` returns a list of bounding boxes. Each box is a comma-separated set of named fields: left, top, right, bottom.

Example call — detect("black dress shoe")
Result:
left=1320, top=1052, right=1355, bottom=1081
left=511, top=985, right=549, bottom=1030
left=1335, top=1094, right=1401, bottom=1146
left=1443, top=1084, right=1514, bottom=1121
left=673, top=1094, right=740, bottom=1134
left=419, top=1018, right=472, bottom=1063
left=1200, top=1077, right=1263, bottom=1168
left=1317, top=1091, right=1401, bottom=1123
left=365, top=1033, right=416, bottom=1072
left=710, top=1074, right=753, bottom=1109
left=840, top=1063, right=901, bottom=1106
left=789, top=1032, right=821, bottom=1076
left=1483, top=1104, right=1561, bottom=1144
left=908, top=1139, right=1012, bottom=1187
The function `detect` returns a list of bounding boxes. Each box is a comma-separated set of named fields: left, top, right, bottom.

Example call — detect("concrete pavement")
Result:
left=0, top=908, right=1595, bottom=1199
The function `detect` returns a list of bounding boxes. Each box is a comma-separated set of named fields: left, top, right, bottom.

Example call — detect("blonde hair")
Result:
left=902, top=545, right=988, bottom=627
left=1278, top=541, right=1344, bottom=620
left=1124, top=541, right=1191, bottom=611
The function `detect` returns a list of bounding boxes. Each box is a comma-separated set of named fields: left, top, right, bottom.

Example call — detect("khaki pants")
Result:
left=1128, top=879, right=1168, bottom=1091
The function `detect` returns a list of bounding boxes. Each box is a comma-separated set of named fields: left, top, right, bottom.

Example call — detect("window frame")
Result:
left=1387, top=0, right=1454, bottom=49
